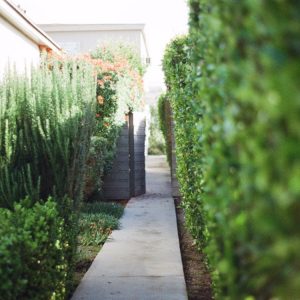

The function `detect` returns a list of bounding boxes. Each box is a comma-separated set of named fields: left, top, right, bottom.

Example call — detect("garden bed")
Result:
left=69, top=200, right=127, bottom=298
left=175, top=197, right=212, bottom=300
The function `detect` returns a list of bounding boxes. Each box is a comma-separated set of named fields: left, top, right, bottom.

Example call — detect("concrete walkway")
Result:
left=72, top=156, right=187, bottom=300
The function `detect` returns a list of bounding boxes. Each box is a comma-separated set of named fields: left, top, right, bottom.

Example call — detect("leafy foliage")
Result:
left=90, top=43, right=146, bottom=77
left=81, top=201, right=124, bottom=219
left=0, top=198, right=67, bottom=300
left=79, top=213, right=119, bottom=246
left=0, top=59, right=95, bottom=208
left=148, top=105, right=165, bottom=155
left=157, top=93, right=172, bottom=166
left=0, top=43, right=143, bottom=299
left=78, top=201, right=124, bottom=246
left=0, top=58, right=96, bottom=298
left=84, top=44, right=145, bottom=198
left=162, top=1, right=300, bottom=298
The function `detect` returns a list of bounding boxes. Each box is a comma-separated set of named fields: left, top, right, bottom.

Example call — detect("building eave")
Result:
left=0, top=0, right=62, bottom=54
left=39, top=23, right=146, bottom=32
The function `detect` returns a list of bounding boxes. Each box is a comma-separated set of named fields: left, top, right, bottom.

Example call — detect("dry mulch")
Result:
left=175, top=197, right=213, bottom=300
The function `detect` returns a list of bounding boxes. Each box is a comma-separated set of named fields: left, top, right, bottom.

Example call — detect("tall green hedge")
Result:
left=162, top=35, right=206, bottom=245
left=157, top=93, right=172, bottom=166
left=162, top=1, right=300, bottom=298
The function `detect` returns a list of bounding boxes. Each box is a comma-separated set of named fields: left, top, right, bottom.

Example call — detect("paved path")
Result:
left=72, top=156, right=187, bottom=300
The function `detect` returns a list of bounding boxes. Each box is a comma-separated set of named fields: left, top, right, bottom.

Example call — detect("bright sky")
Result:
left=16, top=0, right=189, bottom=65
left=15, top=0, right=189, bottom=91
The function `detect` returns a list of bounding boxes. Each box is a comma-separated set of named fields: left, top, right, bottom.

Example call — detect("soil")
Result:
left=175, top=197, right=213, bottom=300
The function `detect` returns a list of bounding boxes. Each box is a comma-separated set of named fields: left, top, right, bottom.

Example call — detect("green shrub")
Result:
left=91, top=43, right=146, bottom=77
left=0, top=58, right=96, bottom=297
left=148, top=105, right=166, bottom=155
left=0, top=198, right=67, bottom=300
left=84, top=44, right=145, bottom=198
left=158, top=93, right=172, bottom=166
left=84, top=136, right=110, bottom=199
left=162, top=1, right=300, bottom=298
left=0, top=59, right=96, bottom=208
left=162, top=35, right=205, bottom=246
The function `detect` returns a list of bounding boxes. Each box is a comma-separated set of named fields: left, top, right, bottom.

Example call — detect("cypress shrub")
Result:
left=162, top=1, right=300, bottom=298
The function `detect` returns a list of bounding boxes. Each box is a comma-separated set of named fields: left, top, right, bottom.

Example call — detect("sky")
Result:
left=15, top=0, right=189, bottom=91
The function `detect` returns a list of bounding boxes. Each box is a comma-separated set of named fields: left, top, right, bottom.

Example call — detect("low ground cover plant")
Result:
left=78, top=202, right=124, bottom=247
left=73, top=201, right=124, bottom=294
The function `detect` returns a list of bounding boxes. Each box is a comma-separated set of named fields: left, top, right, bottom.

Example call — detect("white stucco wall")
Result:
left=44, top=30, right=142, bottom=56
left=0, top=17, right=40, bottom=78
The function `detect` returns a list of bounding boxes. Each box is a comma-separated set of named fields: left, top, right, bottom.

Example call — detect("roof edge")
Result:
left=0, top=0, right=62, bottom=53
left=39, top=23, right=146, bottom=32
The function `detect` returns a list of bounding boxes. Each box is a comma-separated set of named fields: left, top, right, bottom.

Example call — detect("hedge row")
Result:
left=162, top=1, right=300, bottom=298
left=157, top=93, right=172, bottom=166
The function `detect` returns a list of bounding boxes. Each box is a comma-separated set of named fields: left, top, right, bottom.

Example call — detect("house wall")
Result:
left=42, top=30, right=142, bottom=56
left=0, top=17, right=40, bottom=77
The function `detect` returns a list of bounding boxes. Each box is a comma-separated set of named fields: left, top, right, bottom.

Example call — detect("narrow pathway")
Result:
left=72, top=156, right=187, bottom=300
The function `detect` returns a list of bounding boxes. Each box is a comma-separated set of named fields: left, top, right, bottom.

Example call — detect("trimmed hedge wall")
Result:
left=157, top=93, right=172, bottom=166
left=162, top=1, right=300, bottom=298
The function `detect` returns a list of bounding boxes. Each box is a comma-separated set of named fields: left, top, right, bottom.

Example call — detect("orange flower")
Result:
left=96, top=113, right=101, bottom=118
left=97, top=80, right=105, bottom=88
left=103, top=75, right=112, bottom=81
left=97, top=95, right=104, bottom=104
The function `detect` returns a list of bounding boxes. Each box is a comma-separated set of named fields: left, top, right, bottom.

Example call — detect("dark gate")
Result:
left=103, top=112, right=146, bottom=200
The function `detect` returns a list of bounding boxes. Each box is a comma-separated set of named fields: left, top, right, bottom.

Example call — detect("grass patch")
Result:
left=70, top=201, right=125, bottom=297
left=82, top=202, right=124, bottom=219
left=79, top=213, right=119, bottom=246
